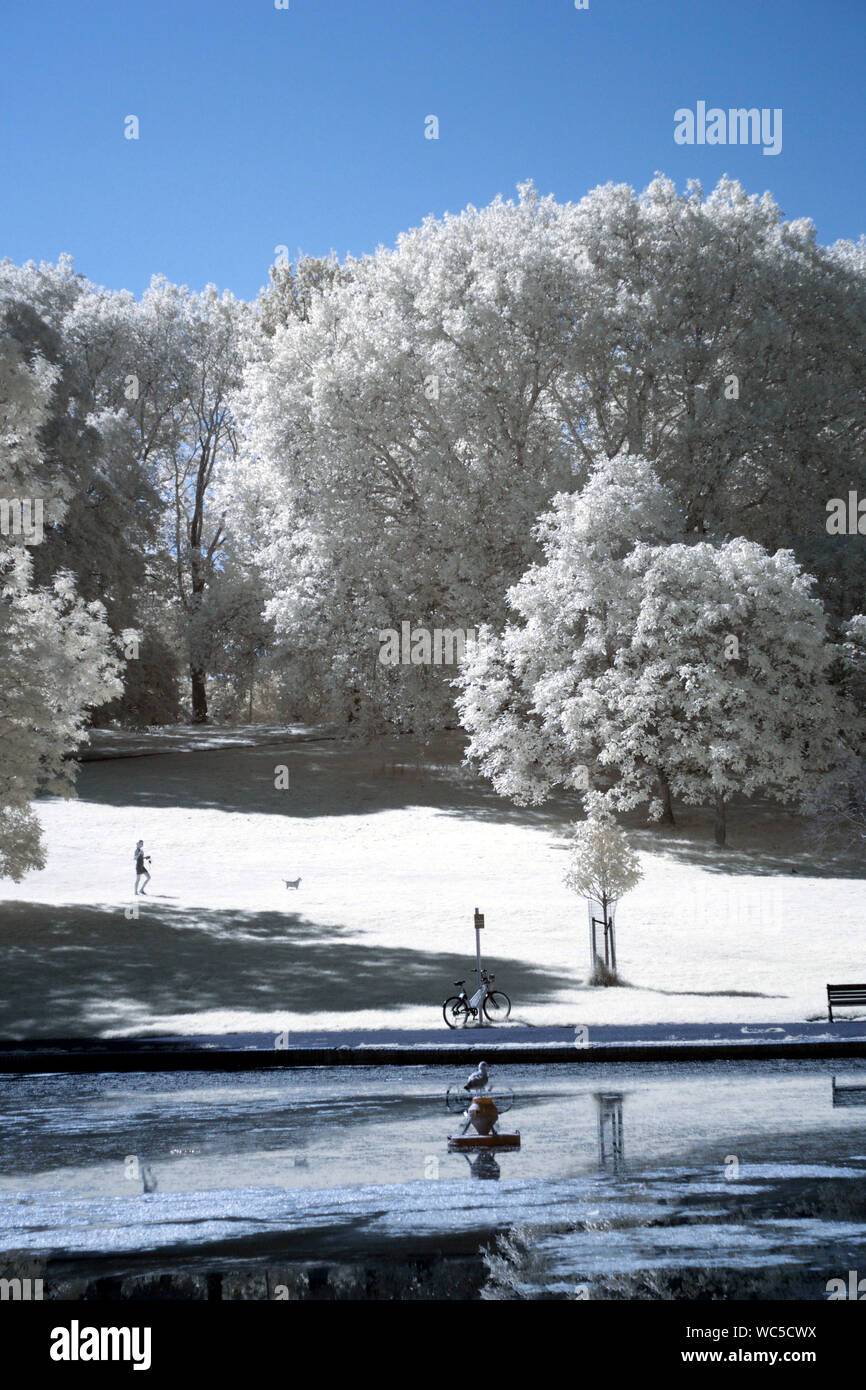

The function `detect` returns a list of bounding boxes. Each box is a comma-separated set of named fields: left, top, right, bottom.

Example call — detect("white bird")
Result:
left=464, top=1061, right=491, bottom=1095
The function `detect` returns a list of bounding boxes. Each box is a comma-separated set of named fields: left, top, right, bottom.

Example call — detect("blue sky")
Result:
left=1, top=0, right=864, bottom=299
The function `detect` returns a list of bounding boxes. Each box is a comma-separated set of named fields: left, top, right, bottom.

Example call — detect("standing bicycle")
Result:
left=443, top=969, right=511, bottom=1028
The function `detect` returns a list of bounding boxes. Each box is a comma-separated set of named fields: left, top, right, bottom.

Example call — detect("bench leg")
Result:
left=828, top=1006, right=833, bottom=1023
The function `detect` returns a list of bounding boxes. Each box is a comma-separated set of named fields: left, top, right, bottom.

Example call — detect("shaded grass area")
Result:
left=58, top=730, right=865, bottom=879
left=51, top=733, right=580, bottom=826
left=0, top=901, right=565, bottom=1037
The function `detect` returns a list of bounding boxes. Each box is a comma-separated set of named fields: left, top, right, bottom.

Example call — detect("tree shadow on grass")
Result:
left=628, top=986, right=787, bottom=1000
left=61, top=733, right=582, bottom=829
left=0, top=901, right=566, bottom=1038
left=623, top=800, right=866, bottom=881
left=61, top=732, right=864, bottom=878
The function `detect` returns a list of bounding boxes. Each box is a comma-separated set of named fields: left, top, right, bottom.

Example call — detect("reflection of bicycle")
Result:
left=443, top=970, right=511, bottom=1028
left=445, top=1085, right=514, bottom=1113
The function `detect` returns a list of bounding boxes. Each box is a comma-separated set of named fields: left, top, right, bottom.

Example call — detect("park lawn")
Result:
left=0, top=728, right=861, bottom=1037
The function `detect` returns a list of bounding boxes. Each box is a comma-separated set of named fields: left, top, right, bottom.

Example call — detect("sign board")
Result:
left=474, top=909, right=484, bottom=929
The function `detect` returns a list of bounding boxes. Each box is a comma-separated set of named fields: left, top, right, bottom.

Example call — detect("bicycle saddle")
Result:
left=453, top=980, right=465, bottom=987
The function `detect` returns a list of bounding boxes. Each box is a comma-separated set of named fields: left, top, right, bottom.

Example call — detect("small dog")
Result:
left=284, top=877, right=302, bottom=890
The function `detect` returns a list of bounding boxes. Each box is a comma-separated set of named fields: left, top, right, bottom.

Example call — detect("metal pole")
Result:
left=474, top=908, right=484, bottom=1028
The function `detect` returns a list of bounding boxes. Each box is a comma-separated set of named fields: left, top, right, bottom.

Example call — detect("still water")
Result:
left=1, top=1061, right=864, bottom=1297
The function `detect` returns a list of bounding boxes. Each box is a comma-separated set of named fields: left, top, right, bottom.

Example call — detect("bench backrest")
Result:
left=827, top=984, right=866, bottom=1001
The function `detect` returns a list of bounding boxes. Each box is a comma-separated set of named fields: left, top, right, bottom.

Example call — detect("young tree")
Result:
left=809, top=756, right=866, bottom=848
left=563, top=797, right=643, bottom=982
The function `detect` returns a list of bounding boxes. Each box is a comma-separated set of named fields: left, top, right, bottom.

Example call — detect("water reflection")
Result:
left=831, top=1076, right=866, bottom=1107
left=2, top=1062, right=866, bottom=1199
left=445, top=1079, right=521, bottom=1179
left=2, top=1063, right=866, bottom=1296
left=594, top=1091, right=626, bottom=1173
left=460, top=1150, right=502, bottom=1181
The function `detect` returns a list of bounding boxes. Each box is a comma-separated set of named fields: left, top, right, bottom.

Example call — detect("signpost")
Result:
left=474, top=908, right=485, bottom=1027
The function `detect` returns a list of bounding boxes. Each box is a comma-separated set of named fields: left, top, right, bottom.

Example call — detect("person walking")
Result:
left=134, top=840, right=151, bottom=895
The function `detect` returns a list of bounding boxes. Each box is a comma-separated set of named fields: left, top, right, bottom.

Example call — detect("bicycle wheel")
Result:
left=445, top=1086, right=472, bottom=1112
left=483, top=990, right=511, bottom=1023
left=443, top=996, right=471, bottom=1029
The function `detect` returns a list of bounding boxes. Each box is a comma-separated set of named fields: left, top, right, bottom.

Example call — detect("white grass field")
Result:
left=0, top=728, right=862, bottom=1037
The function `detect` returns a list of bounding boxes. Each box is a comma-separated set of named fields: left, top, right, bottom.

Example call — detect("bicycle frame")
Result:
left=444, top=969, right=506, bottom=1029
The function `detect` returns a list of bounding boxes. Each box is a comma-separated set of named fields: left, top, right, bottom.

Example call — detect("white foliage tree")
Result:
left=231, top=183, right=579, bottom=730
left=0, top=335, right=124, bottom=878
left=0, top=555, right=125, bottom=879
left=0, top=257, right=177, bottom=726
left=458, top=458, right=847, bottom=845
left=807, top=614, right=866, bottom=846
left=232, top=176, right=866, bottom=733
left=130, top=278, right=251, bottom=722
left=599, top=538, right=846, bottom=844
left=187, top=560, right=274, bottom=722
left=457, top=453, right=683, bottom=808
left=559, top=175, right=866, bottom=548
left=563, top=796, right=643, bottom=981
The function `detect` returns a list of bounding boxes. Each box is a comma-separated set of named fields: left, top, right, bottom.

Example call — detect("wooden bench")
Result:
left=827, top=983, right=866, bottom=1022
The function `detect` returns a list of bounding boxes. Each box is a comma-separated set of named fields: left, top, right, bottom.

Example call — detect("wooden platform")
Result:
left=447, top=1132, right=521, bottom=1150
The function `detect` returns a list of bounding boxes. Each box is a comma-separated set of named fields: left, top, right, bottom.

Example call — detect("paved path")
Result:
left=159, top=1020, right=866, bottom=1048
left=2, top=1020, right=865, bottom=1071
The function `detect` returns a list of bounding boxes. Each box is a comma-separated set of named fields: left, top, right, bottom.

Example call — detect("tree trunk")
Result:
left=714, top=792, right=727, bottom=847
left=191, top=666, right=208, bottom=724
left=346, top=684, right=362, bottom=725
left=658, top=771, right=675, bottom=826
